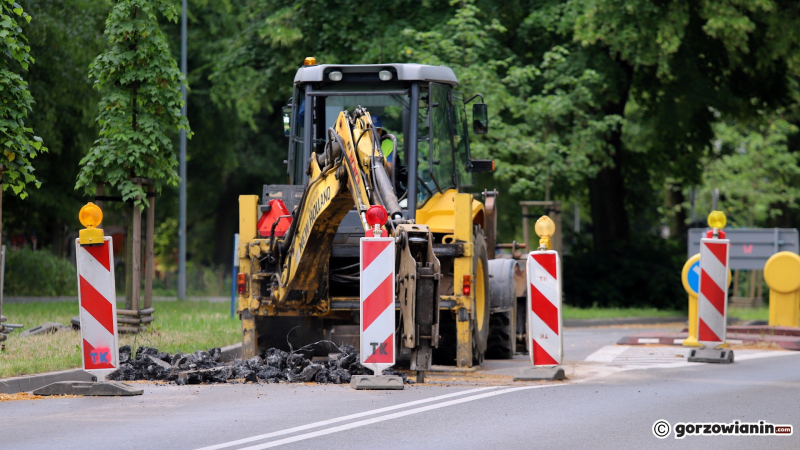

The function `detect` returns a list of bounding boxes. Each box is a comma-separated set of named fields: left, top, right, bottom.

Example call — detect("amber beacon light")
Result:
left=78, top=202, right=105, bottom=246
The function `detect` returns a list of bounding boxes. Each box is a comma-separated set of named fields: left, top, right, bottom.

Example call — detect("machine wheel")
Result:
left=486, top=310, right=515, bottom=359
left=485, top=258, right=518, bottom=359
left=472, top=228, right=491, bottom=365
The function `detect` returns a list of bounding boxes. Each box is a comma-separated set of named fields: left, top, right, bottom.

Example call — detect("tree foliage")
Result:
left=5, top=0, right=800, bottom=306
left=0, top=0, right=46, bottom=198
left=76, top=0, right=191, bottom=206
left=696, top=109, right=800, bottom=226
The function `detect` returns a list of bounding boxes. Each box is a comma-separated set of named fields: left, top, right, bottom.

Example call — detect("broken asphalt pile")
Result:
left=108, top=344, right=408, bottom=386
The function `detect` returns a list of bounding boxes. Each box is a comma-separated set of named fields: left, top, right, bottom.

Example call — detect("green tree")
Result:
left=0, top=0, right=47, bottom=243
left=3, top=0, right=108, bottom=256
left=76, top=0, right=191, bottom=306
left=76, top=0, right=191, bottom=205
left=695, top=110, right=800, bottom=227
left=566, top=0, right=800, bottom=246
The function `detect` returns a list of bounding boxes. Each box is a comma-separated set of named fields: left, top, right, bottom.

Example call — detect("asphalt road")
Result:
left=3, top=326, right=799, bottom=449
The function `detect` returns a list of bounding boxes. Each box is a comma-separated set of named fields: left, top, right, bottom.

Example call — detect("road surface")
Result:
left=2, top=325, right=798, bottom=449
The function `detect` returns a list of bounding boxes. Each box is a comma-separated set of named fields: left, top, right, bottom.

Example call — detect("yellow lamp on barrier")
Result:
left=79, top=202, right=105, bottom=246
left=764, top=252, right=800, bottom=328
left=708, top=210, right=727, bottom=239
left=708, top=210, right=726, bottom=229
left=534, top=215, right=556, bottom=251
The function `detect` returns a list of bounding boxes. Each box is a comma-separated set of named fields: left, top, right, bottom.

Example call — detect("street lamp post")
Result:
left=178, top=0, right=187, bottom=300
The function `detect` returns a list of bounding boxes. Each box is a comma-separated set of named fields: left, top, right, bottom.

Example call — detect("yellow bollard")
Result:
left=764, top=252, right=800, bottom=328
left=681, top=254, right=702, bottom=347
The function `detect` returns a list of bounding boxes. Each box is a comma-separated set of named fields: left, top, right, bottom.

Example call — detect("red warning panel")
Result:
left=76, top=237, right=119, bottom=377
left=527, top=251, right=562, bottom=366
left=359, top=237, right=395, bottom=374
left=697, top=238, right=730, bottom=348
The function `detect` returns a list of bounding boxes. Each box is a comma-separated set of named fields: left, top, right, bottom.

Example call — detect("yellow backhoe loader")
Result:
left=237, top=60, right=518, bottom=380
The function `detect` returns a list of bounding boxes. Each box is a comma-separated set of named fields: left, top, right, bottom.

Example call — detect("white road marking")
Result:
left=236, top=384, right=564, bottom=450
left=637, top=338, right=660, bottom=344
left=584, top=345, right=629, bottom=362
left=195, top=386, right=500, bottom=450
left=201, top=348, right=800, bottom=450
left=585, top=345, right=800, bottom=371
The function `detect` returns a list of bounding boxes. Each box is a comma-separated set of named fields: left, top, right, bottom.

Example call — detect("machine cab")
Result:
left=283, top=62, right=490, bottom=219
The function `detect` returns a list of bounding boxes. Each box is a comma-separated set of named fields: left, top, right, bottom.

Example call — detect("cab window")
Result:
left=429, top=83, right=456, bottom=194
left=451, top=91, right=472, bottom=187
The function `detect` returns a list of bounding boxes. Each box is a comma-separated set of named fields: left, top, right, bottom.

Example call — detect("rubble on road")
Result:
left=108, top=344, right=409, bottom=386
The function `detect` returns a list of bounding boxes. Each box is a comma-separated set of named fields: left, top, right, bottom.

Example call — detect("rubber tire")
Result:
left=472, top=228, right=491, bottom=366
left=486, top=310, right=516, bottom=359
left=486, top=258, right=518, bottom=359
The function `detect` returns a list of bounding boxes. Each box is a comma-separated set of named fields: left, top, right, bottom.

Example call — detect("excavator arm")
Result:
left=244, top=107, right=440, bottom=375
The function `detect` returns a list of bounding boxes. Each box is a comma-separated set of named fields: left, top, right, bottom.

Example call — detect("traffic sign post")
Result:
left=351, top=206, right=403, bottom=390
left=515, top=216, right=565, bottom=382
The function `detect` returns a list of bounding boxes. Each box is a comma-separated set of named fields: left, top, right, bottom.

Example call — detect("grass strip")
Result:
left=0, top=301, right=239, bottom=378
left=562, top=305, right=683, bottom=320
left=728, top=306, right=769, bottom=322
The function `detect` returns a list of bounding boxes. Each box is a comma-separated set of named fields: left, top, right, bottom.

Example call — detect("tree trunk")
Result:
left=0, top=170, right=3, bottom=248
left=0, top=168, right=3, bottom=248
left=666, top=186, right=687, bottom=241
left=588, top=151, right=630, bottom=254
left=125, top=203, right=134, bottom=310
left=588, top=58, right=633, bottom=254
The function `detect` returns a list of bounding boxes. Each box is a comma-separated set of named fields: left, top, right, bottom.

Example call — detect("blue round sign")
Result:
left=687, top=261, right=700, bottom=294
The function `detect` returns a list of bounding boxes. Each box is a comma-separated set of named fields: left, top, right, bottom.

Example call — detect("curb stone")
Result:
left=0, top=342, right=242, bottom=394
left=0, top=369, right=96, bottom=394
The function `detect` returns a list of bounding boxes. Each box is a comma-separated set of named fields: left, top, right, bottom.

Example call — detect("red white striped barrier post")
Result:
left=76, top=236, right=120, bottom=378
left=697, top=237, right=730, bottom=347
left=359, top=236, right=395, bottom=373
left=688, top=211, right=734, bottom=364
left=697, top=212, right=731, bottom=348
left=352, top=205, right=403, bottom=389
left=76, top=203, right=119, bottom=379
left=31, top=203, right=143, bottom=396
left=515, top=216, right=566, bottom=381
left=527, top=250, right=562, bottom=366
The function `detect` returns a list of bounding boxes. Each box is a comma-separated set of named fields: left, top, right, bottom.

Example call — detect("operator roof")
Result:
left=294, top=63, right=459, bottom=86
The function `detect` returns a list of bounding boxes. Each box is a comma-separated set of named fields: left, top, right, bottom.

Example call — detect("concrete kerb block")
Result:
left=219, top=342, right=243, bottom=362
left=20, top=322, right=68, bottom=337
left=513, top=366, right=566, bottom=382
left=0, top=369, right=96, bottom=394
left=350, top=375, right=404, bottom=390
left=32, top=381, right=143, bottom=396
left=687, top=348, right=734, bottom=364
